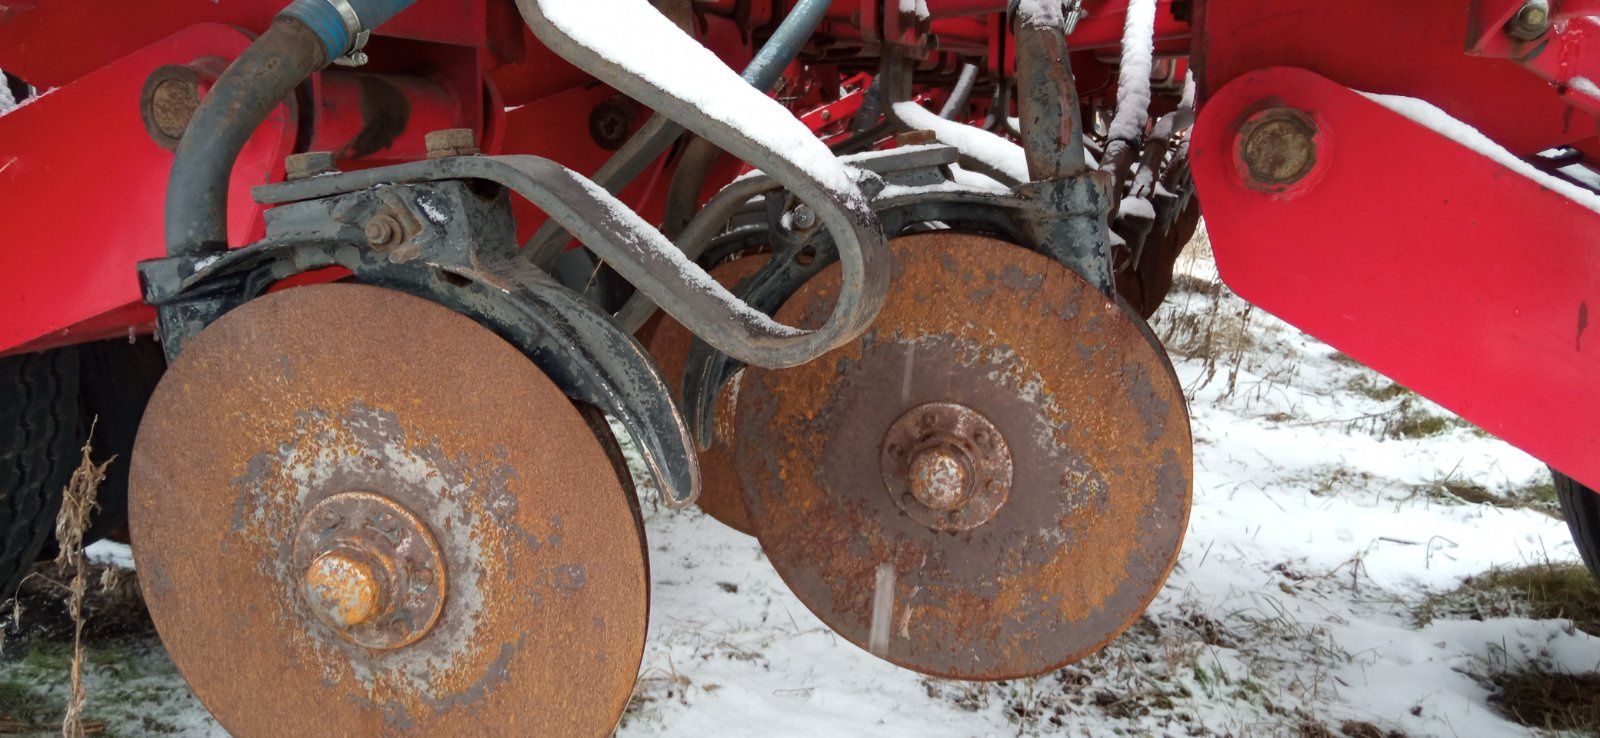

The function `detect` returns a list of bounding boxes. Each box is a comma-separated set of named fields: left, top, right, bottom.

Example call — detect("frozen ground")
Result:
left=1, top=234, right=1588, bottom=737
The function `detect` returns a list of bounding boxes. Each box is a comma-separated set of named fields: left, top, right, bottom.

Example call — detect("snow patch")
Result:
left=1362, top=91, right=1600, bottom=215
left=892, top=101, right=1029, bottom=183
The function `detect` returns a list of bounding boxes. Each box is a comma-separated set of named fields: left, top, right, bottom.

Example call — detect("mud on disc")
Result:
left=130, top=284, right=648, bottom=736
left=735, top=233, right=1192, bottom=680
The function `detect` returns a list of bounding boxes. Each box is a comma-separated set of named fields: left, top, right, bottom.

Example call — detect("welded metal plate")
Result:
left=735, top=234, right=1192, bottom=680
left=129, top=284, right=647, bottom=736
left=645, top=254, right=770, bottom=535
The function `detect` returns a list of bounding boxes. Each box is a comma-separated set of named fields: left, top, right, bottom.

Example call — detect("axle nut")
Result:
left=303, top=551, right=386, bottom=629
left=1236, top=108, right=1318, bottom=188
left=908, top=448, right=972, bottom=510
left=290, top=491, right=446, bottom=650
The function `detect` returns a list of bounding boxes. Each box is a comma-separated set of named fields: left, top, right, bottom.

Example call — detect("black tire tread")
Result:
left=1554, top=469, right=1600, bottom=585
left=0, top=348, right=81, bottom=599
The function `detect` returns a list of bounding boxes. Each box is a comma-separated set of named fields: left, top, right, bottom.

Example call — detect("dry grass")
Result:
left=56, top=431, right=111, bottom=738
left=0, top=427, right=112, bottom=737
left=1416, top=561, right=1600, bottom=636
left=1488, top=666, right=1600, bottom=733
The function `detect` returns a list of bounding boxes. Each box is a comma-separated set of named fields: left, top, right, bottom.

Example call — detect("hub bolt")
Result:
left=303, top=550, right=387, bottom=629
left=880, top=402, right=1014, bottom=532
left=290, top=491, right=446, bottom=650
left=1236, top=108, right=1318, bottom=188
left=908, top=447, right=972, bottom=510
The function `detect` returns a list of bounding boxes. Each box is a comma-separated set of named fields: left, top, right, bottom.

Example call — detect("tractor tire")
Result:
left=77, top=337, right=167, bottom=543
left=0, top=347, right=82, bottom=599
left=1555, top=469, right=1600, bottom=586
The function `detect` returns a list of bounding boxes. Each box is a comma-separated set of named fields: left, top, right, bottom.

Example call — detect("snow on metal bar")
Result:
left=893, top=101, right=1030, bottom=183
left=533, top=0, right=858, bottom=200
left=1013, top=0, right=1068, bottom=29
left=1106, top=0, right=1157, bottom=143
left=560, top=165, right=804, bottom=338
left=1361, top=92, right=1600, bottom=215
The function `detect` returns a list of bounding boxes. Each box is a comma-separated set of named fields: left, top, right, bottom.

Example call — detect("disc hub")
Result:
left=290, top=491, right=446, bottom=650
left=880, top=402, right=1013, bottom=531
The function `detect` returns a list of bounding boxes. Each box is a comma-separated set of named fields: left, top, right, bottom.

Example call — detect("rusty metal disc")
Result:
left=129, top=283, right=648, bottom=736
left=735, top=233, right=1192, bottom=680
left=644, top=254, right=770, bottom=535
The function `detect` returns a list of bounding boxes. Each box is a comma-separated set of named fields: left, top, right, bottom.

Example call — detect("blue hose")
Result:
left=281, top=0, right=419, bottom=61
left=742, top=0, right=832, bottom=92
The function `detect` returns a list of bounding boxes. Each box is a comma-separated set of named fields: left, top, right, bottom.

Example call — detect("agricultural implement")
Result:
left=1, top=0, right=1597, bottom=733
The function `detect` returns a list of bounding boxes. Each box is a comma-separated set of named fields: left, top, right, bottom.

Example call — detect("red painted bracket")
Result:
left=0, top=24, right=296, bottom=356
left=1193, top=67, right=1600, bottom=489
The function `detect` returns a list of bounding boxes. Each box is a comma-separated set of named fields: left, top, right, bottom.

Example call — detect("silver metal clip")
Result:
left=326, top=0, right=371, bottom=67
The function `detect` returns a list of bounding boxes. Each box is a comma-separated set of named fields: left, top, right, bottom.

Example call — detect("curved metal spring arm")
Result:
left=516, top=0, right=889, bottom=368
left=254, top=153, right=864, bottom=368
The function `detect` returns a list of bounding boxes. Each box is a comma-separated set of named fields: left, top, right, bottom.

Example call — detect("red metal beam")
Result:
left=0, top=24, right=297, bottom=355
left=1193, top=66, right=1600, bottom=489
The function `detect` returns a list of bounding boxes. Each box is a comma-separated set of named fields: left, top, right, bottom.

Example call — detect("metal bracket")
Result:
left=141, top=179, right=702, bottom=508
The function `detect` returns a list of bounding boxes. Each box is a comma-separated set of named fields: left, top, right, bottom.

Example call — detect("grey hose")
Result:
left=164, top=19, right=328, bottom=256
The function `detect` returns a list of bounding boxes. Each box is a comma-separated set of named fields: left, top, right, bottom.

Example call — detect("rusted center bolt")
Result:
left=908, top=447, right=972, bottom=510
left=1237, top=108, right=1317, bottom=187
left=302, top=551, right=387, bottom=629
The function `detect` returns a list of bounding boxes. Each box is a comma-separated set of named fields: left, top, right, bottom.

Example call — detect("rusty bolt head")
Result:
left=1237, top=108, right=1318, bottom=188
left=139, top=62, right=222, bottom=150
left=149, top=79, right=198, bottom=138
left=364, top=214, right=402, bottom=248
left=425, top=128, right=480, bottom=159
left=1507, top=1, right=1551, bottom=41
left=908, top=447, right=973, bottom=510
left=285, top=151, right=338, bottom=182
left=303, top=550, right=387, bottom=629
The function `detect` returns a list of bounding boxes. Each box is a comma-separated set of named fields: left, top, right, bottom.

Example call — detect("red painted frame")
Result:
left=7, top=0, right=1600, bottom=491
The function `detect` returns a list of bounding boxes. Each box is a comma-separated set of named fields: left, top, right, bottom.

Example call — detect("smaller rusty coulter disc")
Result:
left=736, top=234, right=1193, bottom=680
left=643, top=253, right=771, bottom=534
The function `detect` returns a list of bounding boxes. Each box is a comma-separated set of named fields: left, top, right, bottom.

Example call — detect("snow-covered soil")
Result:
left=2, top=235, right=1587, bottom=737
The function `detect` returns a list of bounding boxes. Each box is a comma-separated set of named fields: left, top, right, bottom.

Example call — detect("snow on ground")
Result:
left=1, top=232, right=1585, bottom=737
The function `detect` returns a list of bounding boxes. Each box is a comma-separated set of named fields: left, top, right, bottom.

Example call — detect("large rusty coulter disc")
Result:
left=129, top=284, right=648, bottom=737
left=644, top=254, right=770, bottom=535
left=736, top=234, right=1193, bottom=680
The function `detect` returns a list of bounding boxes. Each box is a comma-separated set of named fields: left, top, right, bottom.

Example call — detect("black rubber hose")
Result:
left=164, top=18, right=328, bottom=256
